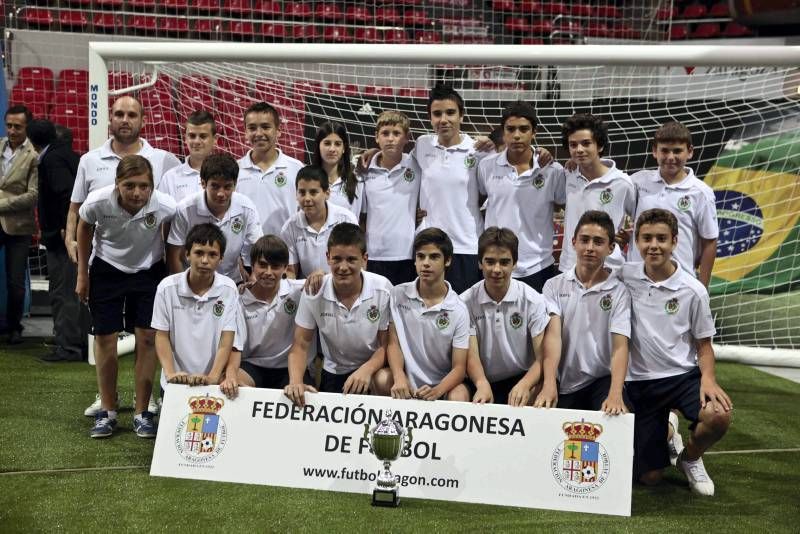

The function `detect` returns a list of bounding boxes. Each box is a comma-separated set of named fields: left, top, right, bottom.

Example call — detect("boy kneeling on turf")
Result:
left=460, top=227, right=550, bottom=406
left=534, top=211, right=631, bottom=414
left=284, top=223, right=393, bottom=405
left=622, top=208, right=732, bottom=496
left=152, top=223, right=243, bottom=400
left=388, top=228, right=471, bottom=401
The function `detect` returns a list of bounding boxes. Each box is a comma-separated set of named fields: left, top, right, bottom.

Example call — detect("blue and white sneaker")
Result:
left=90, top=411, right=117, bottom=439
left=133, top=411, right=157, bottom=439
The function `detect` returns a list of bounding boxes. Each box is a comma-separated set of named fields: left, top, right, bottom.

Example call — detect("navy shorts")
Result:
left=88, top=258, right=166, bottom=336
left=240, top=361, right=313, bottom=389
left=319, top=368, right=357, bottom=393
left=368, top=259, right=416, bottom=286
left=446, top=253, right=481, bottom=295
left=515, top=264, right=558, bottom=293
left=626, top=367, right=702, bottom=477
left=558, top=375, right=631, bottom=412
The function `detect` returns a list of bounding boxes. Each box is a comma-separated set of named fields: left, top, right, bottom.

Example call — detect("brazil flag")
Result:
left=708, top=131, right=800, bottom=296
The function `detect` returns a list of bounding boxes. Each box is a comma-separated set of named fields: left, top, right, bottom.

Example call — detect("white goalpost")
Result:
left=87, top=42, right=800, bottom=367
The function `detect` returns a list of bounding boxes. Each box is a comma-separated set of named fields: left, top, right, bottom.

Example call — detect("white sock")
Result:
left=107, top=410, right=118, bottom=420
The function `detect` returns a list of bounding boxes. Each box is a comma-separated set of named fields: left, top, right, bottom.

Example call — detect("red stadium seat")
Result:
left=680, top=4, right=708, bottom=19
left=570, top=3, right=593, bottom=17
left=57, top=69, right=88, bottom=98
left=9, top=86, right=50, bottom=118
left=195, top=0, right=220, bottom=13
left=216, top=77, right=251, bottom=98
left=95, top=0, right=124, bottom=7
left=163, top=0, right=190, bottom=10
left=285, top=2, right=312, bottom=19
left=327, top=82, right=359, bottom=97
left=59, top=10, right=88, bottom=30
left=520, top=37, right=545, bottom=44
left=554, top=19, right=582, bottom=34
left=253, top=79, right=287, bottom=100
left=374, top=6, right=400, bottom=25
left=108, top=71, right=135, bottom=92
left=159, top=16, right=191, bottom=37
left=223, top=0, right=252, bottom=16
left=364, top=85, right=394, bottom=97
left=225, top=20, right=259, bottom=38
left=129, top=0, right=157, bottom=8
left=504, top=17, right=528, bottom=33
left=18, top=67, right=54, bottom=83
left=142, top=111, right=181, bottom=155
left=253, top=0, right=282, bottom=16
left=692, top=22, right=720, bottom=39
left=323, top=26, right=352, bottom=43
left=656, top=7, right=677, bottom=20
left=93, top=13, right=124, bottom=32
left=595, top=5, right=622, bottom=19
left=292, top=24, right=319, bottom=41
left=669, top=24, right=689, bottom=40
left=722, top=22, right=752, bottom=37
left=353, top=27, right=379, bottom=43
left=709, top=3, right=730, bottom=18
left=415, top=30, right=441, bottom=44
left=541, top=2, right=567, bottom=15
left=383, top=29, right=408, bottom=44
left=262, top=22, right=287, bottom=40
left=490, top=0, right=515, bottom=13
left=315, top=3, right=343, bottom=21
left=21, top=8, right=54, bottom=28
left=65, top=0, right=91, bottom=5
left=519, top=0, right=542, bottom=14
left=50, top=106, right=88, bottom=136
left=611, top=23, right=640, bottom=39
left=398, top=87, right=428, bottom=98
left=292, top=81, right=320, bottom=98
left=344, top=5, right=371, bottom=23
left=131, top=15, right=158, bottom=35
left=530, top=20, right=554, bottom=34
left=195, top=18, right=219, bottom=37
left=403, top=8, right=429, bottom=26
left=585, top=22, right=611, bottom=38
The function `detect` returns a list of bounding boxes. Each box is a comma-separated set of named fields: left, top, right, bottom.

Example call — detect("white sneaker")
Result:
left=668, top=411, right=684, bottom=466
left=678, top=452, right=715, bottom=496
left=84, top=392, right=119, bottom=417
left=132, top=393, right=161, bottom=415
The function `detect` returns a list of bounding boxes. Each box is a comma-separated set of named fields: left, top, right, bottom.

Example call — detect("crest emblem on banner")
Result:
left=175, top=395, right=228, bottom=464
left=551, top=420, right=610, bottom=494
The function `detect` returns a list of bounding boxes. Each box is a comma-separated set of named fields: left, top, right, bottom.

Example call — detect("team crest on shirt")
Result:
left=509, top=312, right=524, bottom=329
left=599, top=188, right=613, bottom=205
left=677, top=195, right=691, bottom=212
left=213, top=300, right=225, bottom=317
left=175, top=395, right=227, bottom=464
left=403, top=168, right=415, bottom=182
left=284, top=298, right=297, bottom=315
left=366, top=304, right=380, bottom=323
left=599, top=294, right=613, bottom=312
left=143, top=213, right=157, bottom=229
left=231, top=217, right=244, bottom=234
left=665, top=297, right=680, bottom=315
left=551, top=420, right=610, bottom=494
left=463, top=155, right=477, bottom=169
left=533, top=175, right=546, bottom=189
left=435, top=311, right=450, bottom=330
left=274, top=172, right=287, bottom=187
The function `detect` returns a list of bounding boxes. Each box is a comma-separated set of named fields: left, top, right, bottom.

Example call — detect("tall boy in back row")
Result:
left=622, top=208, right=731, bottom=496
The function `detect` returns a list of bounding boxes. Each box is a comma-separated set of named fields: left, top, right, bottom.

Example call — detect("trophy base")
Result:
left=372, top=488, right=400, bottom=507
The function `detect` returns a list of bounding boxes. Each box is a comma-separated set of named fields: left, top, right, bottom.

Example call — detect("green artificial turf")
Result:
left=1, top=340, right=799, bottom=533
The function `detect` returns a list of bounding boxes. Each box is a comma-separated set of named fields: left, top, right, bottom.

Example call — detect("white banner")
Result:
left=151, top=386, right=634, bottom=516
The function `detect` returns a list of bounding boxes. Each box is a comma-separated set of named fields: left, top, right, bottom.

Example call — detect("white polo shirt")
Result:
left=559, top=159, right=635, bottom=272
left=239, top=279, right=307, bottom=369
left=236, top=149, right=304, bottom=235
left=460, top=279, right=550, bottom=383
left=79, top=185, right=176, bottom=273
left=151, top=270, right=242, bottom=389
left=295, top=271, right=392, bottom=374
left=413, top=134, right=488, bottom=255
left=621, top=262, right=716, bottom=381
left=329, top=178, right=365, bottom=219
left=167, top=191, right=262, bottom=283
left=629, top=168, right=719, bottom=275
left=478, top=149, right=567, bottom=277
left=542, top=269, right=631, bottom=394
left=362, top=152, right=421, bottom=261
left=71, top=138, right=181, bottom=203
left=280, top=202, right=358, bottom=277
left=157, top=158, right=202, bottom=203
left=390, top=280, right=471, bottom=389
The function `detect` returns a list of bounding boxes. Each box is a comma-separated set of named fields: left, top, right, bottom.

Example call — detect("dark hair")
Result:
left=413, top=227, right=454, bottom=261
left=55, top=124, right=73, bottom=146
left=244, top=101, right=280, bottom=126
left=187, top=109, right=217, bottom=136
left=501, top=101, right=538, bottom=129
left=427, top=84, right=465, bottom=116
left=573, top=210, right=615, bottom=244
left=327, top=222, right=367, bottom=254
left=489, top=126, right=504, bottom=147
left=296, top=165, right=329, bottom=191
left=185, top=223, right=227, bottom=256
left=250, top=234, right=289, bottom=266
left=26, top=118, right=56, bottom=149
left=478, top=227, right=519, bottom=263
left=116, top=154, right=153, bottom=185
left=561, top=113, right=609, bottom=154
left=312, top=121, right=357, bottom=203
left=635, top=208, right=679, bottom=239
left=5, top=104, right=32, bottom=123
left=200, top=153, right=239, bottom=184
left=654, top=120, right=692, bottom=147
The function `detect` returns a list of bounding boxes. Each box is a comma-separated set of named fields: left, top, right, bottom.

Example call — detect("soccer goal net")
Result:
left=88, top=42, right=800, bottom=365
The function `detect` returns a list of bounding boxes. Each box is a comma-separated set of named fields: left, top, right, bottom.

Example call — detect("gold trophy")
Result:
left=363, top=409, right=413, bottom=507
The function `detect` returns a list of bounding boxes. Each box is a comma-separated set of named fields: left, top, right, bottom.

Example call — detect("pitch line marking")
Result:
left=0, top=465, right=148, bottom=476
left=705, top=447, right=800, bottom=455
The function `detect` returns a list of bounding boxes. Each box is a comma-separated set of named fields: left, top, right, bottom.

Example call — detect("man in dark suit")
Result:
left=27, top=119, right=86, bottom=361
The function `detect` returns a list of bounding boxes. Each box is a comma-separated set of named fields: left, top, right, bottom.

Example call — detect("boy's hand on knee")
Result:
left=343, top=367, right=372, bottom=395
left=601, top=393, right=629, bottom=415
left=700, top=377, right=733, bottom=412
